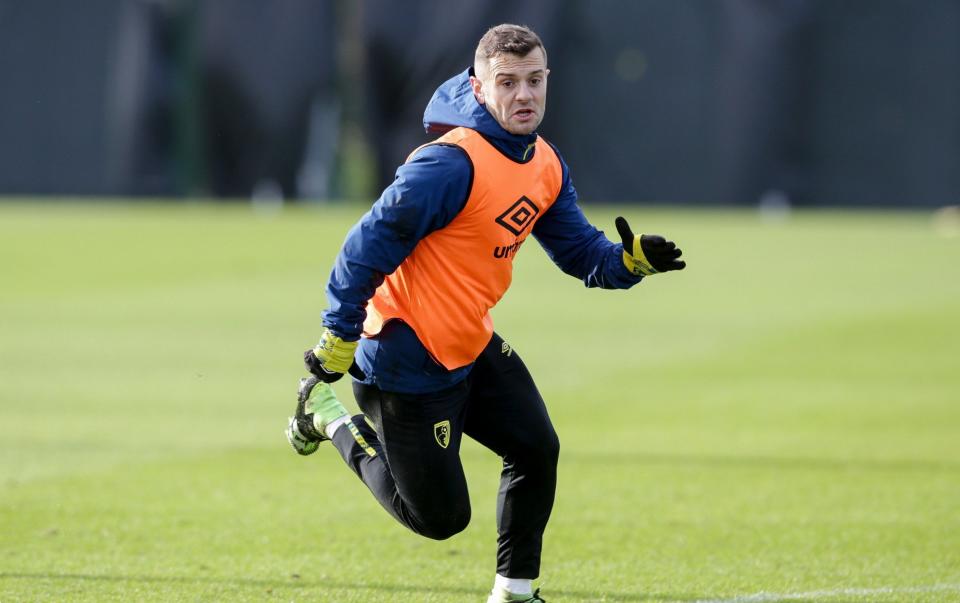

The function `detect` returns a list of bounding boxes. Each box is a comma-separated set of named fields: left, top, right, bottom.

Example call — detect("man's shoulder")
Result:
left=404, top=138, right=473, bottom=172
left=537, top=135, right=565, bottom=162
left=395, top=141, right=473, bottom=195
left=412, top=126, right=477, bottom=153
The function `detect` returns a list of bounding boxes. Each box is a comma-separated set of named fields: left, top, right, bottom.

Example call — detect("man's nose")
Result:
left=515, top=82, right=533, bottom=101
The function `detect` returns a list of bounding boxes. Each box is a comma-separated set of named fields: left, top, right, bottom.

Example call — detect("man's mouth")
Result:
left=513, top=108, right=536, bottom=121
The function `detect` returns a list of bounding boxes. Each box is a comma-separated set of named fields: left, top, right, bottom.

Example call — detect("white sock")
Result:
left=494, top=574, right=532, bottom=595
left=324, top=416, right=349, bottom=439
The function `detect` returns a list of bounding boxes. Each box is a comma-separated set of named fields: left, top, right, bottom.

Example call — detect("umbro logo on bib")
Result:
left=495, top=196, right=539, bottom=236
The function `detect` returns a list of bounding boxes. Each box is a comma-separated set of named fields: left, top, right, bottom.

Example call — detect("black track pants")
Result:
left=330, top=332, right=560, bottom=579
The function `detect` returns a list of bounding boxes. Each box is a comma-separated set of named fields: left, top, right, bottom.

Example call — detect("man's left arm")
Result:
left=532, top=149, right=685, bottom=288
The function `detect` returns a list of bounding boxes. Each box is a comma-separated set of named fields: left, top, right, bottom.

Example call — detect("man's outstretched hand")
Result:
left=615, top=216, right=686, bottom=276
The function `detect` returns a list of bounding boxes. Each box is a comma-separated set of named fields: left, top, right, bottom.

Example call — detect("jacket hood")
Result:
left=423, top=68, right=539, bottom=161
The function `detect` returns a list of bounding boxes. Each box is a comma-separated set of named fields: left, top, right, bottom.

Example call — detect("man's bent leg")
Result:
left=465, top=334, right=560, bottom=580
left=328, top=380, right=472, bottom=540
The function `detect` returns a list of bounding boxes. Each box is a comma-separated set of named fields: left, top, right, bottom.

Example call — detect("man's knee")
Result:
left=543, top=429, right=560, bottom=465
left=415, top=504, right=471, bottom=540
left=530, top=428, right=560, bottom=466
left=509, top=428, right=560, bottom=472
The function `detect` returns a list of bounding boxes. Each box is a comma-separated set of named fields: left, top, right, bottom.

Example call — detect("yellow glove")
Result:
left=615, top=216, right=686, bottom=276
left=303, top=329, right=358, bottom=383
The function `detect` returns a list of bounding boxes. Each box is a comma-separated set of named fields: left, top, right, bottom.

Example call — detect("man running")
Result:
left=286, top=23, right=686, bottom=603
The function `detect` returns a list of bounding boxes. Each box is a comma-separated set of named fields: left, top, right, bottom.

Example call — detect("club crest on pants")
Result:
left=434, top=420, right=451, bottom=449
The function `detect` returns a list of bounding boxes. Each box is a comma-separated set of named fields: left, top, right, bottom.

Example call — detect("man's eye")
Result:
left=501, top=81, right=513, bottom=88
left=530, top=78, right=541, bottom=86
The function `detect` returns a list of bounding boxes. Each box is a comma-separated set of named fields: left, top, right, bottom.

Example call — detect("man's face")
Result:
left=470, top=47, right=549, bottom=136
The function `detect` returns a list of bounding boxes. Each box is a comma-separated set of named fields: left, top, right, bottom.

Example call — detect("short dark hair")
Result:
left=475, top=24, right=547, bottom=66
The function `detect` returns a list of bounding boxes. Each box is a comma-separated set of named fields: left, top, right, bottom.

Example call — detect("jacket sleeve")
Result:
left=531, top=145, right=642, bottom=290
left=322, top=144, right=472, bottom=339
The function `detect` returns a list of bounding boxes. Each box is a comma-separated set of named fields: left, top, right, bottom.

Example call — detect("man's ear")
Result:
left=469, top=76, right=485, bottom=104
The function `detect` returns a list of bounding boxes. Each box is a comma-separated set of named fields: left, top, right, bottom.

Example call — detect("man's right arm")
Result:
left=320, top=144, right=473, bottom=341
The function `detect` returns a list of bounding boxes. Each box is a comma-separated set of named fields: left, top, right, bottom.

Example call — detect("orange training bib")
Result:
left=363, top=127, right=563, bottom=369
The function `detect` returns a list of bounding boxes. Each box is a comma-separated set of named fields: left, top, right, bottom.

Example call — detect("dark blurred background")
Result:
left=1, top=0, right=958, bottom=207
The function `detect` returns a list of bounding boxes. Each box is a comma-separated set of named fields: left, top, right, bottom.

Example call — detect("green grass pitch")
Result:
left=1, top=201, right=958, bottom=602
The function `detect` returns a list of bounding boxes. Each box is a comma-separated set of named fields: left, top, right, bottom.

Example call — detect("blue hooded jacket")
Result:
left=322, top=68, right=642, bottom=394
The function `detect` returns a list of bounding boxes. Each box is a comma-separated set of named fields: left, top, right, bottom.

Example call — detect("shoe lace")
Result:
left=524, top=589, right=546, bottom=603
